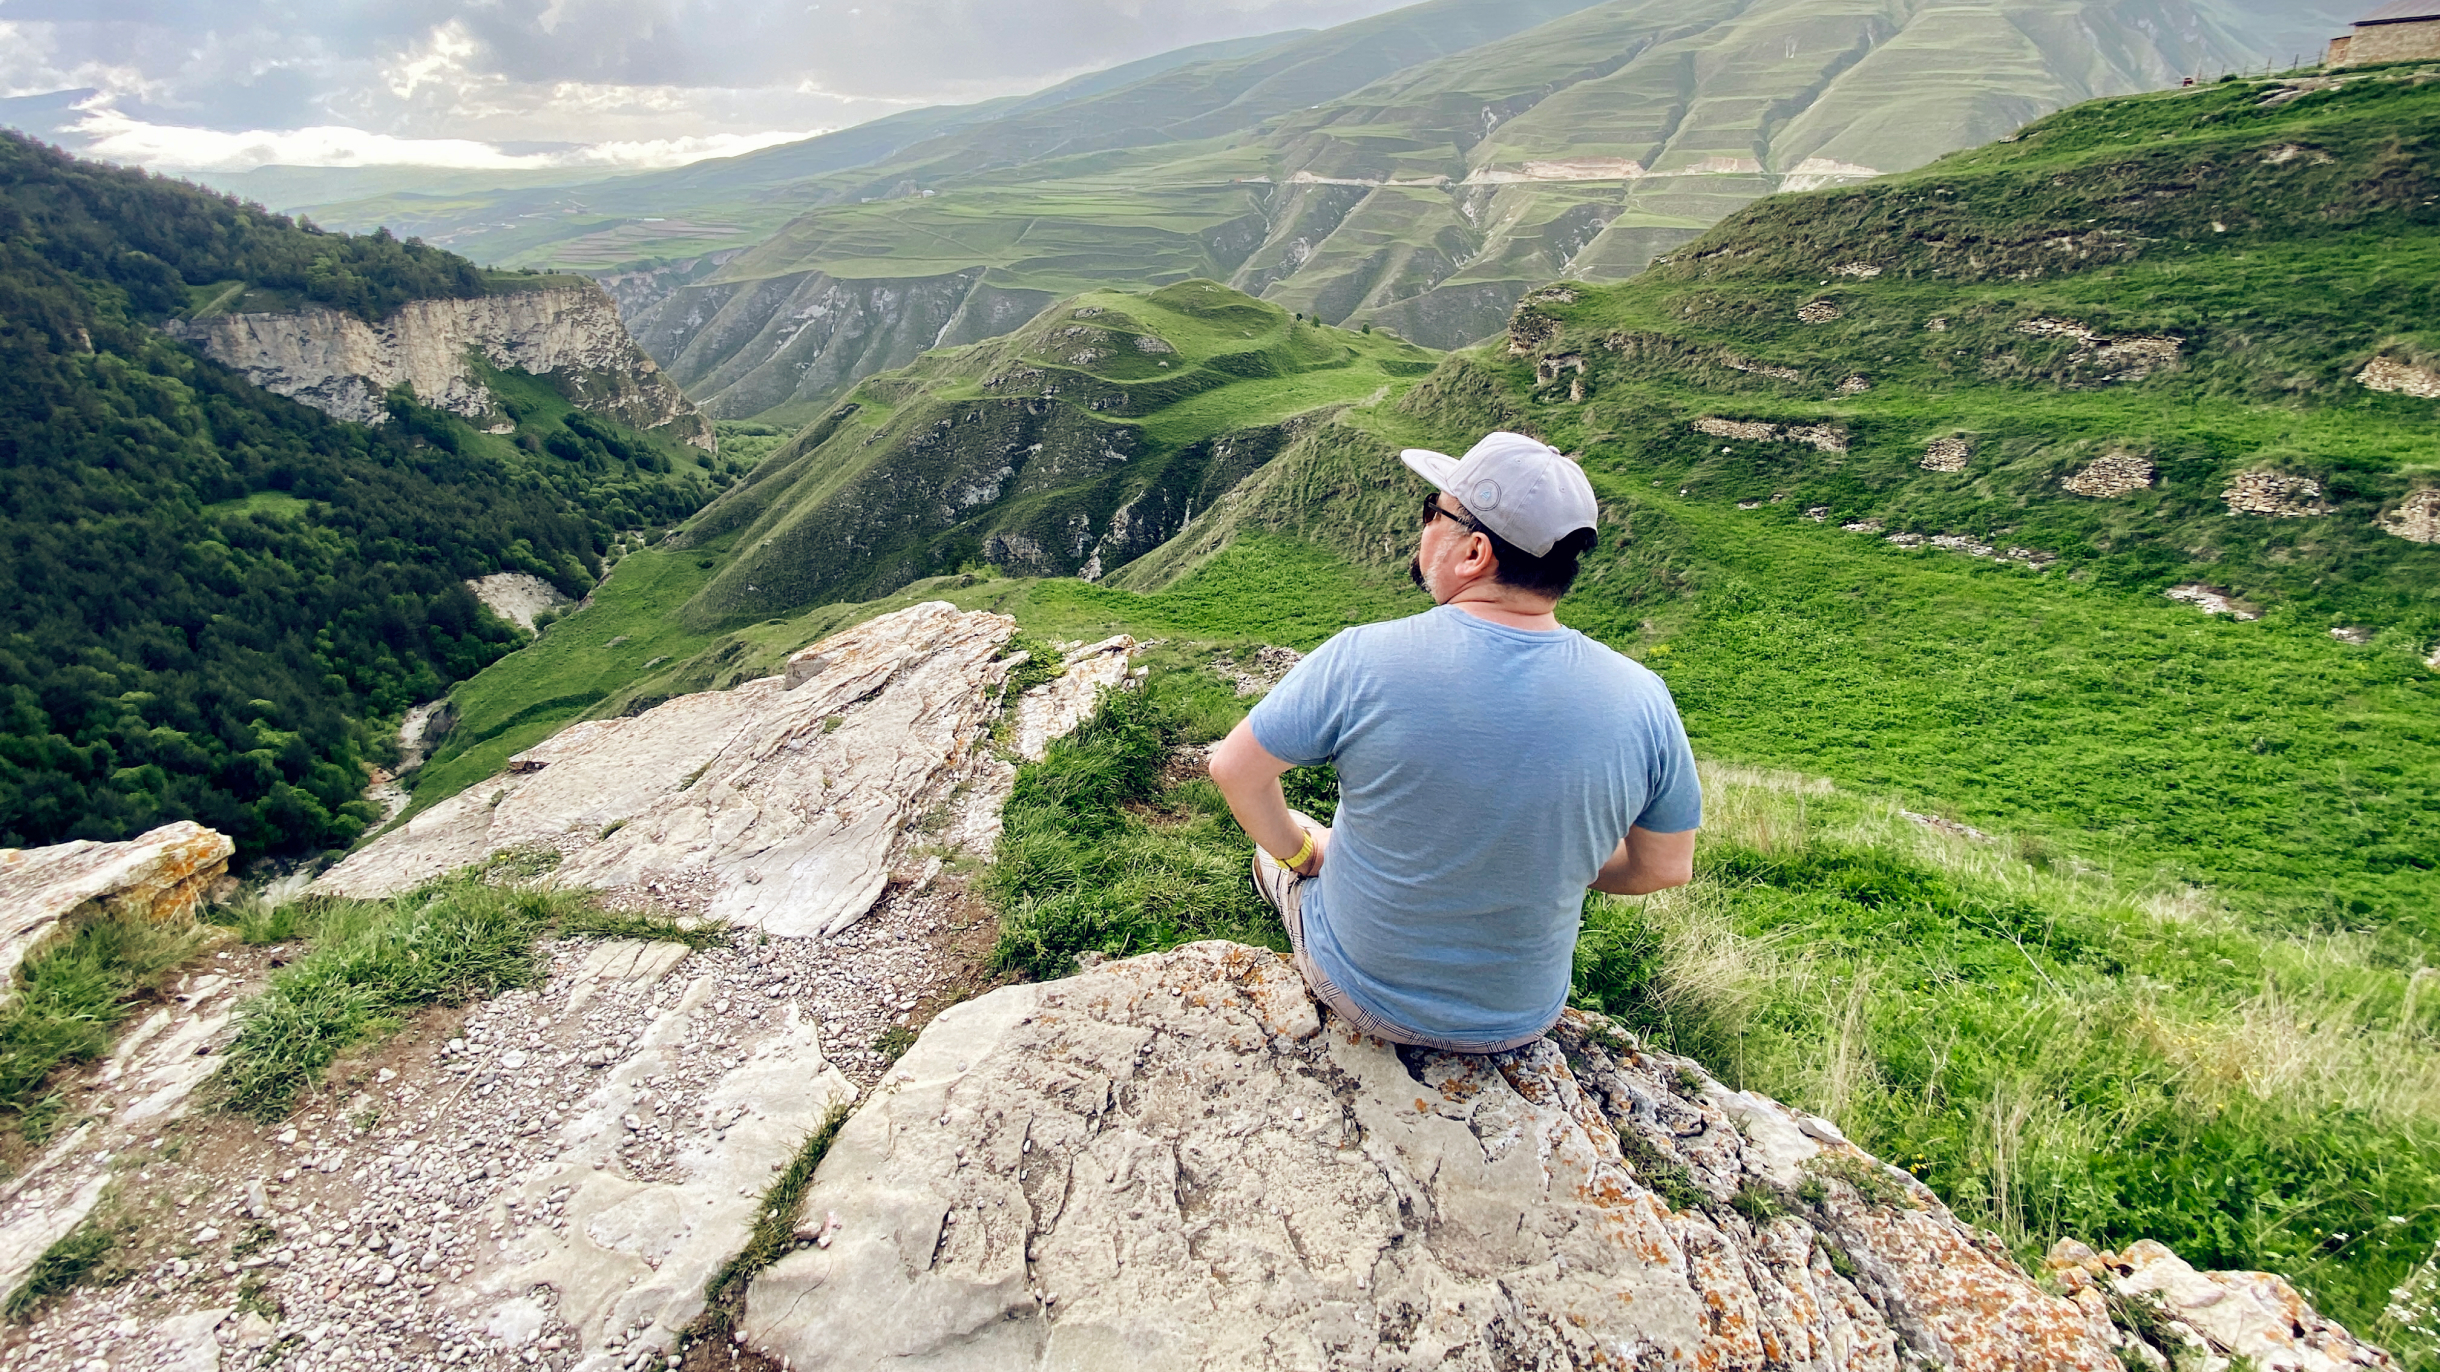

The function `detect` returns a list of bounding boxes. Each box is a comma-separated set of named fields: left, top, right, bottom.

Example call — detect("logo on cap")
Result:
left=1470, top=479, right=1502, bottom=511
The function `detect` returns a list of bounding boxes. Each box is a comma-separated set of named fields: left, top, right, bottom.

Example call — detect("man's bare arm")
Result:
left=1208, top=719, right=1327, bottom=876
left=1589, top=826, right=1696, bottom=895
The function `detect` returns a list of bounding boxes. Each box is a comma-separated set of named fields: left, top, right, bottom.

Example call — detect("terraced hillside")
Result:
left=263, top=0, right=2346, bottom=424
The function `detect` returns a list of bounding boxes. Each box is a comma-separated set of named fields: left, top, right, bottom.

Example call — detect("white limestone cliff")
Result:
left=168, top=281, right=714, bottom=451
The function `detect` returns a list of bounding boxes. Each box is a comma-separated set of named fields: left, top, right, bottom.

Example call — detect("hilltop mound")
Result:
left=672, top=280, right=1437, bottom=627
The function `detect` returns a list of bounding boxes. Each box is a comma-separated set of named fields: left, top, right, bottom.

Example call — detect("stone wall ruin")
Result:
left=1921, top=436, right=1973, bottom=472
left=2062, top=451, right=2154, bottom=497
left=2223, top=471, right=2329, bottom=519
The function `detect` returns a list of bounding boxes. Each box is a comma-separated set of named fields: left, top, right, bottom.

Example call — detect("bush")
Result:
left=990, top=673, right=1295, bottom=979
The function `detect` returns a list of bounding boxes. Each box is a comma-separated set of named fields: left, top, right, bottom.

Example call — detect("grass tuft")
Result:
left=873, top=1026, right=917, bottom=1064
left=685, top=1101, right=854, bottom=1351
left=209, top=871, right=689, bottom=1121
left=559, top=909, right=728, bottom=950
left=988, top=671, right=1310, bottom=979
left=0, top=911, right=212, bottom=1154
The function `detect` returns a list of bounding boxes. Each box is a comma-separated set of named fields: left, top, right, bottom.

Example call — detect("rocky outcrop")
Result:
left=1921, top=436, right=1972, bottom=472
left=0, top=820, right=232, bottom=994
left=313, top=603, right=1126, bottom=937
left=466, top=572, right=574, bottom=633
left=2047, top=1240, right=2397, bottom=1372
left=2380, top=488, right=2440, bottom=544
left=2358, top=357, right=2440, bottom=399
left=2223, top=471, right=2329, bottom=519
left=1694, top=416, right=1848, bottom=453
left=743, top=942, right=2390, bottom=1371
left=2167, top=584, right=2261, bottom=620
left=169, top=282, right=714, bottom=450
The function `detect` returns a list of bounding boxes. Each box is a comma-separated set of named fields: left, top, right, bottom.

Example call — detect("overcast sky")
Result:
left=0, top=0, right=1417, bottom=172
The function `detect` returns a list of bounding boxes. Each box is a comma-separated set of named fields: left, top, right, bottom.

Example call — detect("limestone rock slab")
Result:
left=0, top=820, right=232, bottom=992
left=2048, top=1239, right=2396, bottom=1372
left=458, top=943, right=858, bottom=1371
left=741, top=942, right=2124, bottom=1371
left=316, top=602, right=1114, bottom=937
left=1010, top=636, right=1135, bottom=761
left=0, top=965, right=251, bottom=1299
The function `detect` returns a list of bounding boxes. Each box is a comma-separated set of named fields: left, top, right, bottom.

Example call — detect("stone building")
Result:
left=2328, top=1, right=2440, bottom=66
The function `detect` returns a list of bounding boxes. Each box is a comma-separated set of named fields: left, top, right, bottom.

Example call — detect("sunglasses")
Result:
left=1419, top=494, right=1483, bottom=534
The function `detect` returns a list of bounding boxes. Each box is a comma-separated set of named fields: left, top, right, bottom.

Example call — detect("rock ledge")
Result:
left=744, top=943, right=2392, bottom=1371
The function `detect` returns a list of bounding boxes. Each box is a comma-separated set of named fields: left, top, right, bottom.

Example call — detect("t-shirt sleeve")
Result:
left=1245, top=633, right=1348, bottom=768
left=1633, top=693, right=1704, bottom=834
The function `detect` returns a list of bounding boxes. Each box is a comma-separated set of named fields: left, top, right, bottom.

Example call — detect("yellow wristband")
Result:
left=1273, top=830, right=1315, bottom=872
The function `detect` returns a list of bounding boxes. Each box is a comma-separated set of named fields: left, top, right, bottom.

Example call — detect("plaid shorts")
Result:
left=1252, top=814, right=1550, bottom=1056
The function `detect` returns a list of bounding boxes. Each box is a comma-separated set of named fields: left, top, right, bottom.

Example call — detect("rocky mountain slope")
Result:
left=0, top=609, right=2402, bottom=1371
left=169, top=281, right=713, bottom=451
left=264, top=0, right=2347, bottom=425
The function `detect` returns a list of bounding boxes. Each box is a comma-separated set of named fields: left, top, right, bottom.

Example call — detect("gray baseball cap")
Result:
left=1399, top=431, right=1599, bottom=557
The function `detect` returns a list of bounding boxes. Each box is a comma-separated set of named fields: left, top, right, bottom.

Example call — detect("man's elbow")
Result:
left=1617, top=866, right=1694, bottom=896
left=1204, top=727, right=1270, bottom=795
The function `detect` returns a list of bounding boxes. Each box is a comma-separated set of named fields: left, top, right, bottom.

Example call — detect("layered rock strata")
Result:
left=0, top=820, right=232, bottom=992
left=314, top=603, right=1127, bottom=937
left=169, top=282, right=713, bottom=450
left=743, top=942, right=2391, bottom=1371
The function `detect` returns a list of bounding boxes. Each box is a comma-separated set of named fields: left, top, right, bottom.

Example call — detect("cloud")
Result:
left=1, top=0, right=1418, bottom=171
left=65, top=101, right=825, bottom=172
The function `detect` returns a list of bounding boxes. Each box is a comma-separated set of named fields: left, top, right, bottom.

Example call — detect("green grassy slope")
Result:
left=671, top=280, right=1436, bottom=626
left=1113, top=70, right=2440, bottom=935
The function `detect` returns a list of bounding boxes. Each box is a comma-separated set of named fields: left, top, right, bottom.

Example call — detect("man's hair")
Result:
left=1479, top=521, right=1599, bottom=598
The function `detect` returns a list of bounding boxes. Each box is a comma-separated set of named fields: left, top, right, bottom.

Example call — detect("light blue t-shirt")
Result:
left=1247, top=606, right=1702, bottom=1043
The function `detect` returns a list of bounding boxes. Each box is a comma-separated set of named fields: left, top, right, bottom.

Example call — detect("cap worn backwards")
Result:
left=1397, top=431, right=1599, bottom=557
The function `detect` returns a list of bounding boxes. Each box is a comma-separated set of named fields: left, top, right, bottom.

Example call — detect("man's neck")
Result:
left=1441, top=581, right=1562, bottom=631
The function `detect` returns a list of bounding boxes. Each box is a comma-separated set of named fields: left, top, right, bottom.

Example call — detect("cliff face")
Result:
left=625, top=266, right=1057, bottom=422
left=169, top=281, right=715, bottom=450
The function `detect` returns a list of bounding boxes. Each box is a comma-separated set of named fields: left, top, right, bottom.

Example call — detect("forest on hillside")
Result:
left=0, top=133, right=713, bottom=856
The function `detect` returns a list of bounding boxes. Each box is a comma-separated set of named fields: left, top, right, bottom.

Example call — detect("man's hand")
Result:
left=1208, top=719, right=1325, bottom=876
left=1590, top=826, right=1696, bottom=895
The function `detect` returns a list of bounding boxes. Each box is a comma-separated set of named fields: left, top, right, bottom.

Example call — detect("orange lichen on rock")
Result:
left=0, top=820, right=233, bottom=993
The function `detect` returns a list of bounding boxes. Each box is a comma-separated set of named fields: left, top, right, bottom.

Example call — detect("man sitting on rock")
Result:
left=1209, top=431, right=1701, bottom=1053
